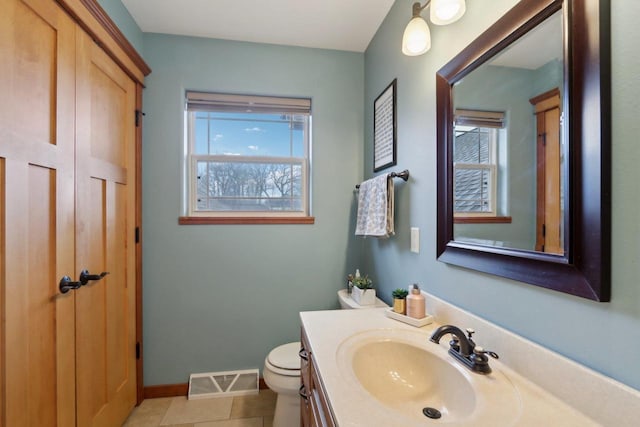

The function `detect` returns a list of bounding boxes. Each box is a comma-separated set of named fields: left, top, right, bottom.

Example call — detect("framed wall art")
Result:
left=373, top=79, right=397, bottom=172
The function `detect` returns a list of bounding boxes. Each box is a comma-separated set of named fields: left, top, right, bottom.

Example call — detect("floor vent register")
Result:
left=188, top=369, right=259, bottom=400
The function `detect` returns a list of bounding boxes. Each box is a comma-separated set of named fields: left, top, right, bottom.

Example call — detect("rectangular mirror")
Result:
left=436, top=0, right=611, bottom=301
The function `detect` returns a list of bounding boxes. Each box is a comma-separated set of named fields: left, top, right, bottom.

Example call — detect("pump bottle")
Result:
left=406, top=283, right=425, bottom=319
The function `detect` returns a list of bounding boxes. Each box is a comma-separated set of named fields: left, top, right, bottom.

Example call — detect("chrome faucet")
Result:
left=430, top=325, right=498, bottom=374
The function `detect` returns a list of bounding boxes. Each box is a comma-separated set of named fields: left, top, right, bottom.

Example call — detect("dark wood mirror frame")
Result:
left=436, top=0, right=611, bottom=301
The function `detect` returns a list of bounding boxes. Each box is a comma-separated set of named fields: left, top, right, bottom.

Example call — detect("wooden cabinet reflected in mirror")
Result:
left=436, top=0, right=610, bottom=301
left=530, top=88, right=562, bottom=254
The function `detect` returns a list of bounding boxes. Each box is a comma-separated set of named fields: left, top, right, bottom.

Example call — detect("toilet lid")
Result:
left=267, top=341, right=301, bottom=370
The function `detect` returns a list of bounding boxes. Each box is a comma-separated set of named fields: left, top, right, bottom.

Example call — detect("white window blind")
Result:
left=455, top=109, right=505, bottom=129
left=186, top=91, right=311, bottom=114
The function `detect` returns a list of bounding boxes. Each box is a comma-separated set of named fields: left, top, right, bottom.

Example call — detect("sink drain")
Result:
left=423, top=407, right=442, bottom=419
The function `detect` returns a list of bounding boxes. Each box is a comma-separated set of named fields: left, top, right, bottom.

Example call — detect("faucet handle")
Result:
left=473, top=346, right=499, bottom=359
left=465, top=328, right=477, bottom=348
left=470, top=346, right=494, bottom=374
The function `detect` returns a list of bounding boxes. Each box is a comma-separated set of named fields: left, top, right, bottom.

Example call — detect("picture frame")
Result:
left=373, top=79, right=397, bottom=172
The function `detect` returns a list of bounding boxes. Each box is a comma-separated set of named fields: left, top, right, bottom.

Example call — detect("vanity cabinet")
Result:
left=300, top=328, right=336, bottom=427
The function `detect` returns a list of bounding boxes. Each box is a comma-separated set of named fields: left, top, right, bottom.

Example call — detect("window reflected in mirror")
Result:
left=454, top=110, right=507, bottom=215
left=454, top=125, right=497, bottom=215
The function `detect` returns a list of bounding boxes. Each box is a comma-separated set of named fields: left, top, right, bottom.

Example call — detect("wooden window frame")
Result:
left=180, top=92, right=314, bottom=225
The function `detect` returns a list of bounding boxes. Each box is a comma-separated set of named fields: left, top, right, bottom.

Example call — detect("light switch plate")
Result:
left=411, top=227, right=420, bottom=253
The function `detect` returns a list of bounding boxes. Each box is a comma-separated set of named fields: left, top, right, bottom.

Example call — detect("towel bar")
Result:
left=355, top=170, right=409, bottom=189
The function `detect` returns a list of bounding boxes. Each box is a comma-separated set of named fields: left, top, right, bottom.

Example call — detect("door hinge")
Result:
left=135, top=109, right=145, bottom=127
left=135, top=226, right=140, bottom=244
left=136, top=342, right=141, bottom=360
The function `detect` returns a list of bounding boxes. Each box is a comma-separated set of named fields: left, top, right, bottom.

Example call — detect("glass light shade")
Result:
left=402, top=16, right=431, bottom=56
left=430, top=0, right=466, bottom=25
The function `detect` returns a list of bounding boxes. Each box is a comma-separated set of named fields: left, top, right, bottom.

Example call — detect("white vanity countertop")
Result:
left=300, top=298, right=640, bottom=427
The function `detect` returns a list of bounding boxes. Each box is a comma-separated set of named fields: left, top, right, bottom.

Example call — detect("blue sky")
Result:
left=195, top=112, right=304, bottom=157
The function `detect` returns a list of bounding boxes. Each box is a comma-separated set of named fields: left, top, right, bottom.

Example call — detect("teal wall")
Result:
left=532, top=59, right=564, bottom=98
left=96, top=0, right=144, bottom=53
left=141, top=34, right=364, bottom=385
left=364, top=0, right=640, bottom=392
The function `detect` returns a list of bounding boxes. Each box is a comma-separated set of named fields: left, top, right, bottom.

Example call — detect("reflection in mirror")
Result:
left=452, top=11, right=563, bottom=254
left=435, top=0, right=610, bottom=301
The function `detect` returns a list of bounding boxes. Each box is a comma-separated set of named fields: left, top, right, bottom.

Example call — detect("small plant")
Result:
left=352, top=275, right=374, bottom=290
left=392, top=288, right=409, bottom=299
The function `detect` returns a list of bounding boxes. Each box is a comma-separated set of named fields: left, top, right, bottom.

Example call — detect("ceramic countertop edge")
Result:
left=300, top=293, right=640, bottom=426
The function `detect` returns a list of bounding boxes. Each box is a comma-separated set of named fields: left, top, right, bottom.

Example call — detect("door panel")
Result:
left=75, top=29, right=137, bottom=427
left=0, top=1, right=77, bottom=426
left=25, top=166, right=57, bottom=426
left=3, top=0, right=56, bottom=146
left=106, top=183, right=129, bottom=392
left=533, top=90, right=562, bottom=255
left=543, top=107, right=561, bottom=253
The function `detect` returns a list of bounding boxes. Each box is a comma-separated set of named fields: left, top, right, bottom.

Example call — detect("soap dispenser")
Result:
left=406, top=283, right=425, bottom=319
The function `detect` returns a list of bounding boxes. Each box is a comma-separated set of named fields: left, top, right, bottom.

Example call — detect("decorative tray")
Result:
left=384, top=308, right=434, bottom=327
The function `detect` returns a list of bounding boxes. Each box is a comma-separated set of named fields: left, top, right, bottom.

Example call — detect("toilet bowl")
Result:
left=263, top=291, right=389, bottom=427
left=263, top=341, right=302, bottom=427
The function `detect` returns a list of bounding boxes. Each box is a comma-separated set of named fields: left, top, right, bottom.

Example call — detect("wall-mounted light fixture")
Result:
left=402, top=0, right=467, bottom=56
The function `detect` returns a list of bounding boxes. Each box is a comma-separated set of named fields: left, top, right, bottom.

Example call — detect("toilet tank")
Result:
left=338, top=289, right=389, bottom=309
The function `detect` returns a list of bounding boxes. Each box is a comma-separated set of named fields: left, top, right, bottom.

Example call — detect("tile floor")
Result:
left=123, top=389, right=276, bottom=427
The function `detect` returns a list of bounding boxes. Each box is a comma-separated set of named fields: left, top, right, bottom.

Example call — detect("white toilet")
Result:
left=263, top=341, right=302, bottom=427
left=263, top=290, right=389, bottom=427
left=337, top=288, right=388, bottom=309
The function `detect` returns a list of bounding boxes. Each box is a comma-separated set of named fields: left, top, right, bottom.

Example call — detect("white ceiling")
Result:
left=121, top=0, right=396, bottom=52
left=490, top=11, right=563, bottom=70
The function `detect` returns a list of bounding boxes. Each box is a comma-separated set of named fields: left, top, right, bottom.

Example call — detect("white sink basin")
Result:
left=351, top=340, right=476, bottom=418
left=336, top=329, right=523, bottom=426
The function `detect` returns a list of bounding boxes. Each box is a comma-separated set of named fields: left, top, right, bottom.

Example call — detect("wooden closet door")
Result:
left=540, top=106, right=562, bottom=253
left=0, top=0, right=77, bottom=426
left=532, top=89, right=562, bottom=255
left=74, top=29, right=137, bottom=427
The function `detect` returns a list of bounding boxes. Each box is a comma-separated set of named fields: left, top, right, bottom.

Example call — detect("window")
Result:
left=453, top=109, right=505, bottom=219
left=181, top=92, right=313, bottom=224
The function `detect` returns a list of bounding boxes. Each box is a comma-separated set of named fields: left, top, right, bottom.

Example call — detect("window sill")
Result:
left=454, top=216, right=512, bottom=224
left=178, top=216, right=315, bottom=225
